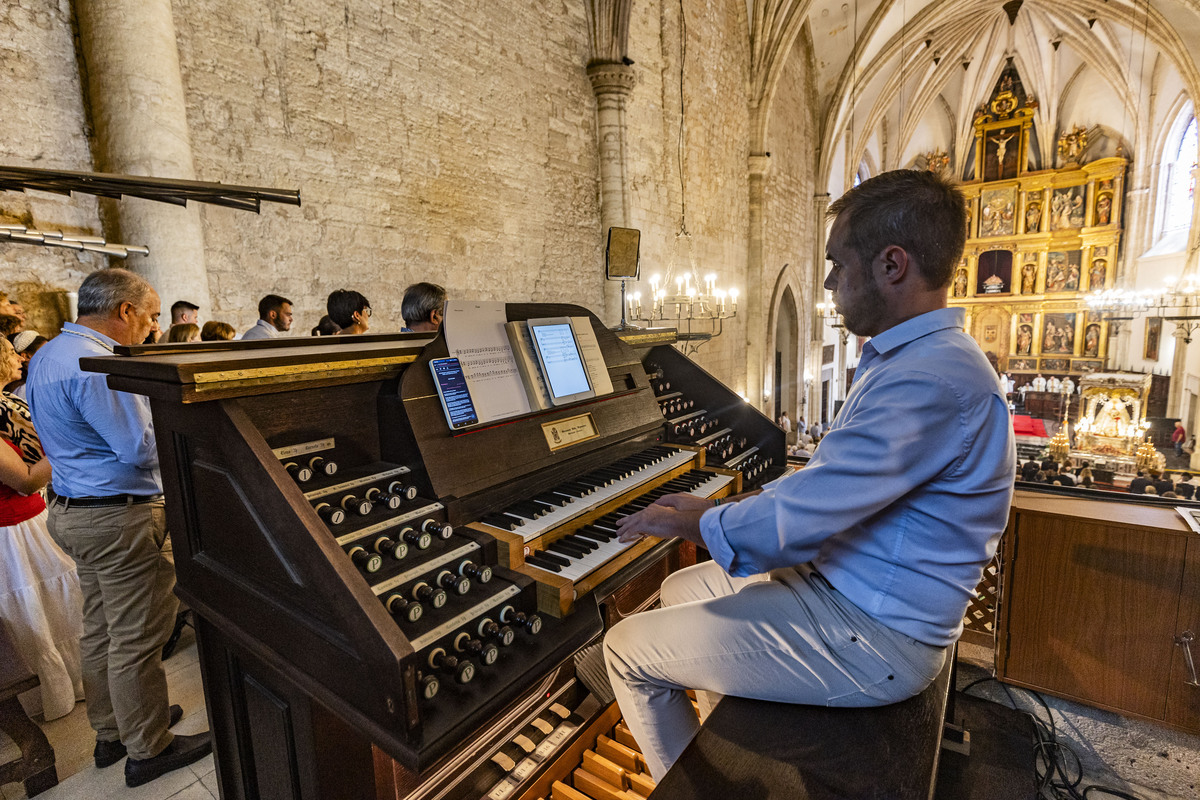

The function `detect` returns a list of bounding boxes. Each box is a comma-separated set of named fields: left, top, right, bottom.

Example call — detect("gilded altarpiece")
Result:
left=947, top=66, right=1125, bottom=385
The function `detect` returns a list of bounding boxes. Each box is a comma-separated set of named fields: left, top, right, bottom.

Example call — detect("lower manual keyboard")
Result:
left=525, top=470, right=734, bottom=583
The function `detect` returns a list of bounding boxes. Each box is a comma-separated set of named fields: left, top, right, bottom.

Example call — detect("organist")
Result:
left=603, top=170, right=1016, bottom=780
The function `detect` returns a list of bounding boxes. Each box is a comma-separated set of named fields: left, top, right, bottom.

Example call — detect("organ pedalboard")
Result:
left=83, top=303, right=775, bottom=800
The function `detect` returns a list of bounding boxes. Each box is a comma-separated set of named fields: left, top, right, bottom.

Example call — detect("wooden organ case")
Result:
left=85, top=304, right=781, bottom=800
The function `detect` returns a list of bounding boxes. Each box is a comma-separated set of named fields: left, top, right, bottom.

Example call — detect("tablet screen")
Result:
left=529, top=322, right=592, bottom=401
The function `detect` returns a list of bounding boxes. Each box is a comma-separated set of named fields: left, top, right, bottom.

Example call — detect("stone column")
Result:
left=1167, top=324, right=1192, bottom=417
left=588, top=63, right=636, bottom=326
left=1110, top=320, right=1130, bottom=371
left=75, top=0, right=210, bottom=310
left=808, top=194, right=830, bottom=418
left=746, top=153, right=772, bottom=411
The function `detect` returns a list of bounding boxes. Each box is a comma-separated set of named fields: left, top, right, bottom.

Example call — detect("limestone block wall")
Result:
left=0, top=0, right=103, bottom=335
left=172, top=0, right=604, bottom=333
left=622, top=0, right=752, bottom=392
left=762, top=33, right=820, bottom=414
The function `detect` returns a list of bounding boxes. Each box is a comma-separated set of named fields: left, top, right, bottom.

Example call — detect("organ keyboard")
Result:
left=85, top=303, right=777, bottom=800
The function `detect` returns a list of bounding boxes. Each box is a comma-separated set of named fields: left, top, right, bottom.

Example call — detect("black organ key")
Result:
left=525, top=554, right=562, bottom=573
left=536, top=550, right=571, bottom=568
left=483, top=513, right=523, bottom=531
left=548, top=539, right=589, bottom=559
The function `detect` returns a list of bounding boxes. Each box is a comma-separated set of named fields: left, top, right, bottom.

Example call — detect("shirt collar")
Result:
left=862, top=307, right=965, bottom=357
left=62, top=321, right=121, bottom=348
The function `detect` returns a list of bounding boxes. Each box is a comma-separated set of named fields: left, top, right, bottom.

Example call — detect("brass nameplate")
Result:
left=541, top=413, right=599, bottom=452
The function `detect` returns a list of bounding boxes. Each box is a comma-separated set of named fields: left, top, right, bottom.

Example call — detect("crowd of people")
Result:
left=0, top=275, right=447, bottom=789
left=1017, top=457, right=1200, bottom=498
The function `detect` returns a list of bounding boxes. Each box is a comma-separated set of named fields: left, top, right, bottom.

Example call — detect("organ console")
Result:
left=85, top=304, right=784, bottom=800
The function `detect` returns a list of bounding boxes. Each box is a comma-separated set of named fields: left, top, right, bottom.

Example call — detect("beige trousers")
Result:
left=47, top=499, right=178, bottom=759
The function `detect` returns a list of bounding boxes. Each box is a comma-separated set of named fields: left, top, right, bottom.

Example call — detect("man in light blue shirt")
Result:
left=240, top=293, right=293, bottom=340
left=604, top=170, right=1015, bottom=780
left=28, top=268, right=212, bottom=787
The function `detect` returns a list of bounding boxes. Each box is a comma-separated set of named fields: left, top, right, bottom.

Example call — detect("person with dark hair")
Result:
left=311, top=315, right=341, bottom=336
left=169, top=301, right=199, bottom=326
left=164, top=323, right=200, bottom=344
left=401, top=282, right=447, bottom=332
left=327, top=289, right=371, bottom=335
left=199, top=321, right=236, bottom=341
left=1128, top=471, right=1152, bottom=494
left=603, top=170, right=1014, bottom=780
left=241, top=294, right=293, bottom=340
left=26, top=268, right=211, bottom=787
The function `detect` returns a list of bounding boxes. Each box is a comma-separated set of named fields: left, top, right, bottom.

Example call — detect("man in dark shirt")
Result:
left=1153, top=471, right=1175, bottom=497
left=1020, top=460, right=1040, bottom=481
left=1128, top=472, right=1152, bottom=494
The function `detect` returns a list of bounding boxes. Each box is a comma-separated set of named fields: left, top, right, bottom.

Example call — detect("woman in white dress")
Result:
left=0, top=336, right=83, bottom=720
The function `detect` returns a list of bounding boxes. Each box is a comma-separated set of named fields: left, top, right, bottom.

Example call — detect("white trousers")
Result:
left=603, top=561, right=947, bottom=780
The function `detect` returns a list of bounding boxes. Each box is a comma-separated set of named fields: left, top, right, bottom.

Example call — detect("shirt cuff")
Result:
left=699, top=504, right=738, bottom=573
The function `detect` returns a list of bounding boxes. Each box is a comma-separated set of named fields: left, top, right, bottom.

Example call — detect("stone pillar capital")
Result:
left=587, top=62, right=636, bottom=97
left=748, top=152, right=772, bottom=178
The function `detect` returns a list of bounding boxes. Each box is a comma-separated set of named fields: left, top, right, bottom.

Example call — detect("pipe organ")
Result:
left=85, top=304, right=787, bottom=800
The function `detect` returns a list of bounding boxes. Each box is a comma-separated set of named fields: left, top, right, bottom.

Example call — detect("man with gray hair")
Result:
left=27, top=268, right=211, bottom=787
left=401, top=281, right=447, bottom=332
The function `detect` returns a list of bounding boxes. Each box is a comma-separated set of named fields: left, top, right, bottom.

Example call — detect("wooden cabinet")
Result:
left=997, top=490, right=1200, bottom=733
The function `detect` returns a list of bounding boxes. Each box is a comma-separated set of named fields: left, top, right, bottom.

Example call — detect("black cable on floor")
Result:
left=959, top=675, right=1148, bottom=800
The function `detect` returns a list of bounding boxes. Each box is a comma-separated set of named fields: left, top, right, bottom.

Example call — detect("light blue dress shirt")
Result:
left=26, top=323, right=161, bottom=497
left=240, top=319, right=280, bottom=340
left=700, top=307, right=1015, bottom=647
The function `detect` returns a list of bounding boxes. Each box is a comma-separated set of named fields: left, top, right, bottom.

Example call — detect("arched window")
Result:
left=1161, top=109, right=1197, bottom=236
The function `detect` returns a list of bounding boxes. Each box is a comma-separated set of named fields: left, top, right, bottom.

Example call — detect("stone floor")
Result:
left=957, top=641, right=1199, bottom=800
left=0, top=625, right=216, bottom=800
left=2, top=634, right=1197, bottom=799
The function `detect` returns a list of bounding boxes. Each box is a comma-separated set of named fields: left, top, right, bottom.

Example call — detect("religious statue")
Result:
left=1046, top=255, right=1067, bottom=292
left=953, top=268, right=969, bottom=297
left=1064, top=263, right=1080, bottom=292
left=1016, top=324, right=1034, bottom=355
left=1021, top=262, right=1037, bottom=293
left=1089, top=259, right=1107, bottom=290
left=1057, top=124, right=1089, bottom=166
left=1025, top=201, right=1042, bottom=233
left=990, top=130, right=1017, bottom=171
left=1094, top=393, right=1132, bottom=438
left=1084, top=323, right=1101, bottom=357
left=925, top=149, right=949, bottom=174
left=1096, top=194, right=1112, bottom=225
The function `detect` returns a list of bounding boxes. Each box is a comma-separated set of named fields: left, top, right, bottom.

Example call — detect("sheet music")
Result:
left=443, top=301, right=531, bottom=423
left=570, top=316, right=614, bottom=396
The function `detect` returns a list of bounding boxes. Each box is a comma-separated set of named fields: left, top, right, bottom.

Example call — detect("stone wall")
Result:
left=172, top=0, right=603, bottom=333
left=0, top=0, right=102, bottom=335
left=623, top=0, right=752, bottom=391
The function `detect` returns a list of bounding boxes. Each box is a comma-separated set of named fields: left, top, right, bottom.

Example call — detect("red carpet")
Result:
left=1012, top=415, right=1047, bottom=437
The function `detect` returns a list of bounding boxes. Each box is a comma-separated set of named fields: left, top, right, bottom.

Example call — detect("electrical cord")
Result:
left=959, top=676, right=1147, bottom=800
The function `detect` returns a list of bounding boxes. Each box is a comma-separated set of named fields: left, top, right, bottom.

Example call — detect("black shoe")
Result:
left=124, top=732, right=213, bottom=788
left=93, top=704, right=183, bottom=768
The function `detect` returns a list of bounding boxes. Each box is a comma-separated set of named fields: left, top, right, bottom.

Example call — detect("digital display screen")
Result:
left=429, top=358, right=478, bottom=429
left=530, top=323, right=591, bottom=399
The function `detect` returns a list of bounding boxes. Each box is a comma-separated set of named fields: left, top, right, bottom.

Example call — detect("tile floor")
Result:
left=0, top=626, right=216, bottom=800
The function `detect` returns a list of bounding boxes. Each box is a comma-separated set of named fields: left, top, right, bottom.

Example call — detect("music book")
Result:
left=443, top=301, right=531, bottom=424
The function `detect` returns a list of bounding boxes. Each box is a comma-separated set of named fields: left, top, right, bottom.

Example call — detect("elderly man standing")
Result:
left=604, top=170, right=1015, bottom=781
left=27, top=268, right=211, bottom=788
